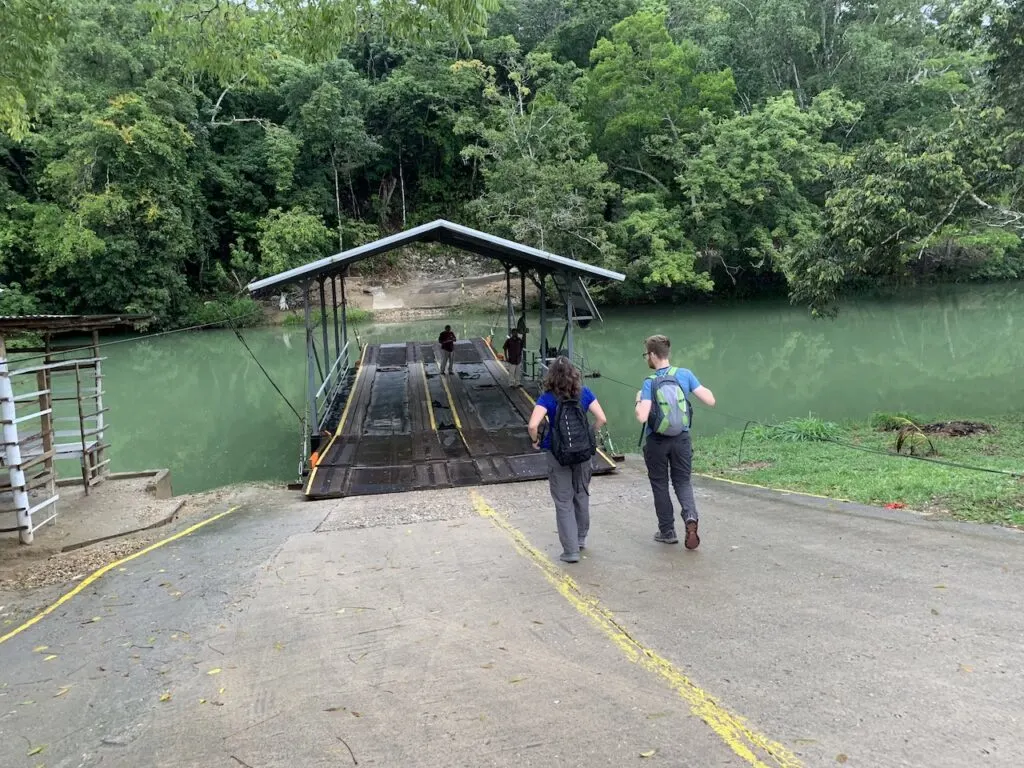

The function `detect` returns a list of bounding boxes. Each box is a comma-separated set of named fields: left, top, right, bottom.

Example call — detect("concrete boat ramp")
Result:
left=2, top=468, right=1023, bottom=767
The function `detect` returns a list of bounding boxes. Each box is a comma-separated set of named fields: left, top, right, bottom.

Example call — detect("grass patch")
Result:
left=748, top=415, right=842, bottom=442
left=694, top=413, right=1024, bottom=527
left=281, top=307, right=374, bottom=326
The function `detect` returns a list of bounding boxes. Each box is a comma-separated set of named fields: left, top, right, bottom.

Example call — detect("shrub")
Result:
left=752, top=415, right=842, bottom=442
left=185, top=296, right=265, bottom=329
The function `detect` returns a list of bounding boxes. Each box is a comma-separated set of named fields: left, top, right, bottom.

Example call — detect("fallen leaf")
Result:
left=640, top=749, right=656, bottom=758
left=324, top=706, right=346, bottom=712
left=351, top=711, right=362, bottom=717
left=836, top=755, right=848, bottom=764
left=933, top=585, right=946, bottom=590
left=480, top=663, right=494, bottom=669
left=54, top=686, right=71, bottom=698
left=199, top=698, right=207, bottom=704
left=274, top=642, right=285, bottom=651
left=531, top=620, right=544, bottom=625
left=43, top=655, right=58, bottom=662
left=959, top=664, right=973, bottom=673
left=27, top=745, right=45, bottom=756
left=218, top=687, right=226, bottom=695
left=88, top=617, right=102, bottom=623
left=32, top=645, right=48, bottom=653
left=207, top=668, right=221, bottom=676
left=930, top=608, right=940, bottom=616
left=159, top=692, right=172, bottom=702
left=508, top=676, right=524, bottom=684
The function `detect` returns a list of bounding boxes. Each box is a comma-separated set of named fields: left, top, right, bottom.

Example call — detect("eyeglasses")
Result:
left=641, top=351, right=650, bottom=359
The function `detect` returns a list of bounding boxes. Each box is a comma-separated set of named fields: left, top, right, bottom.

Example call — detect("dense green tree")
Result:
left=1, top=0, right=1021, bottom=323
left=581, top=11, right=735, bottom=185
left=458, top=49, right=616, bottom=262
left=0, top=0, right=66, bottom=139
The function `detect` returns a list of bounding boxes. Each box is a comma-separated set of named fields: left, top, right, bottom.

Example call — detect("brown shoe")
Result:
left=684, top=520, right=700, bottom=550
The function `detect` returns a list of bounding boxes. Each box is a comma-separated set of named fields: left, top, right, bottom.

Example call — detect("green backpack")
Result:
left=646, top=367, right=692, bottom=436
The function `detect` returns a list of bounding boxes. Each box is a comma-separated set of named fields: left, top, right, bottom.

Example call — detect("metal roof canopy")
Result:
left=246, top=219, right=625, bottom=296
left=0, top=314, right=151, bottom=335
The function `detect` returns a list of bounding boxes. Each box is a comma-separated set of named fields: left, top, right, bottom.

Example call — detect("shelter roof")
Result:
left=247, top=220, right=625, bottom=296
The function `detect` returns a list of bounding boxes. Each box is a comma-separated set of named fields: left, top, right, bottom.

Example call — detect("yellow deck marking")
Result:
left=471, top=491, right=801, bottom=768
left=419, top=361, right=438, bottom=432
left=437, top=370, right=464, bottom=431
left=305, top=343, right=369, bottom=494
left=438, top=371, right=472, bottom=454
left=0, top=505, right=242, bottom=646
left=694, top=473, right=853, bottom=504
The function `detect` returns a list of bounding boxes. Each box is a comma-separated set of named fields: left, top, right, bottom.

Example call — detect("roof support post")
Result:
left=304, top=282, right=318, bottom=442
left=340, top=269, right=349, bottom=355
left=319, top=277, right=330, bottom=390
left=331, top=275, right=341, bottom=366
left=519, top=267, right=527, bottom=349
left=564, top=272, right=575, bottom=362
left=505, top=265, right=513, bottom=336
left=538, top=273, right=547, bottom=372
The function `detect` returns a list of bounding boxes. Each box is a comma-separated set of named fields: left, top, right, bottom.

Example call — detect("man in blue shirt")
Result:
left=634, top=334, right=716, bottom=549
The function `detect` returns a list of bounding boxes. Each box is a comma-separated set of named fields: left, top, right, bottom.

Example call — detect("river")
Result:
left=52, top=283, right=1024, bottom=493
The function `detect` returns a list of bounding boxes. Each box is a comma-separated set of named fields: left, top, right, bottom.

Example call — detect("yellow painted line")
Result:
left=305, top=343, right=369, bottom=495
left=471, top=491, right=801, bottom=768
left=438, top=371, right=472, bottom=454
left=438, top=370, right=464, bottom=431
left=0, top=505, right=243, bottom=646
left=419, top=361, right=437, bottom=432
left=694, top=473, right=853, bottom=504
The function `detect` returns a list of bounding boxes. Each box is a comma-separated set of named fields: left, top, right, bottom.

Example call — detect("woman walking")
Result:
left=528, top=357, right=607, bottom=563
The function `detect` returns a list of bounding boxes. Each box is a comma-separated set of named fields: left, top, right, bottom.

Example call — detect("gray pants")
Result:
left=643, top=432, right=698, bottom=535
left=546, top=452, right=592, bottom=555
left=439, top=348, right=454, bottom=373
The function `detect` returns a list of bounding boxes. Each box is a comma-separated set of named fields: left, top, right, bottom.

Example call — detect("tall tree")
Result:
left=0, top=0, right=67, bottom=139
left=581, top=11, right=735, bottom=187
left=458, top=48, right=616, bottom=261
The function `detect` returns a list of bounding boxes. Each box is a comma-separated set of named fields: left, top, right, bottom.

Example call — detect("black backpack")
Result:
left=551, top=396, right=596, bottom=466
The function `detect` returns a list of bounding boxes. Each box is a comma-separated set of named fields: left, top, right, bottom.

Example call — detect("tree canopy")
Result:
left=1, top=0, right=1021, bottom=324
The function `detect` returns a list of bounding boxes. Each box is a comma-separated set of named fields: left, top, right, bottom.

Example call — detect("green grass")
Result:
left=693, top=413, right=1024, bottom=527
left=281, top=307, right=374, bottom=326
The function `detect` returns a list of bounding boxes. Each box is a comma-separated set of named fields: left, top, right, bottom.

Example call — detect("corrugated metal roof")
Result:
left=0, top=314, right=150, bottom=334
left=247, top=219, right=625, bottom=296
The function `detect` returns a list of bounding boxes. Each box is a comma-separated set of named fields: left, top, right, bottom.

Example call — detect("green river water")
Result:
left=56, top=284, right=1024, bottom=494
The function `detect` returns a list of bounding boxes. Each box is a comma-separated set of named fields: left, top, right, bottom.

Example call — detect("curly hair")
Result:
left=543, top=356, right=582, bottom=399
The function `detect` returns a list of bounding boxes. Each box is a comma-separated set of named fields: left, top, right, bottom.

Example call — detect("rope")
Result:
left=579, top=363, right=1021, bottom=479
left=226, top=318, right=303, bottom=424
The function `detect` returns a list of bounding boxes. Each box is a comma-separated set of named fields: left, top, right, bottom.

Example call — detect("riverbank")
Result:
left=693, top=412, right=1024, bottom=527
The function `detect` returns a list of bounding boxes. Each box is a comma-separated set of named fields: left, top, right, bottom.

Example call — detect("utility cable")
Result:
left=10, top=307, right=266, bottom=364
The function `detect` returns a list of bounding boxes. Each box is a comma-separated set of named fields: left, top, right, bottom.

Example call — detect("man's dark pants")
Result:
left=643, top=431, right=698, bottom=535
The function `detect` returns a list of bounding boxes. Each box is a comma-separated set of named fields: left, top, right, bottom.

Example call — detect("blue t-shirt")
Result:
left=640, top=367, right=700, bottom=435
left=536, top=387, right=597, bottom=450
